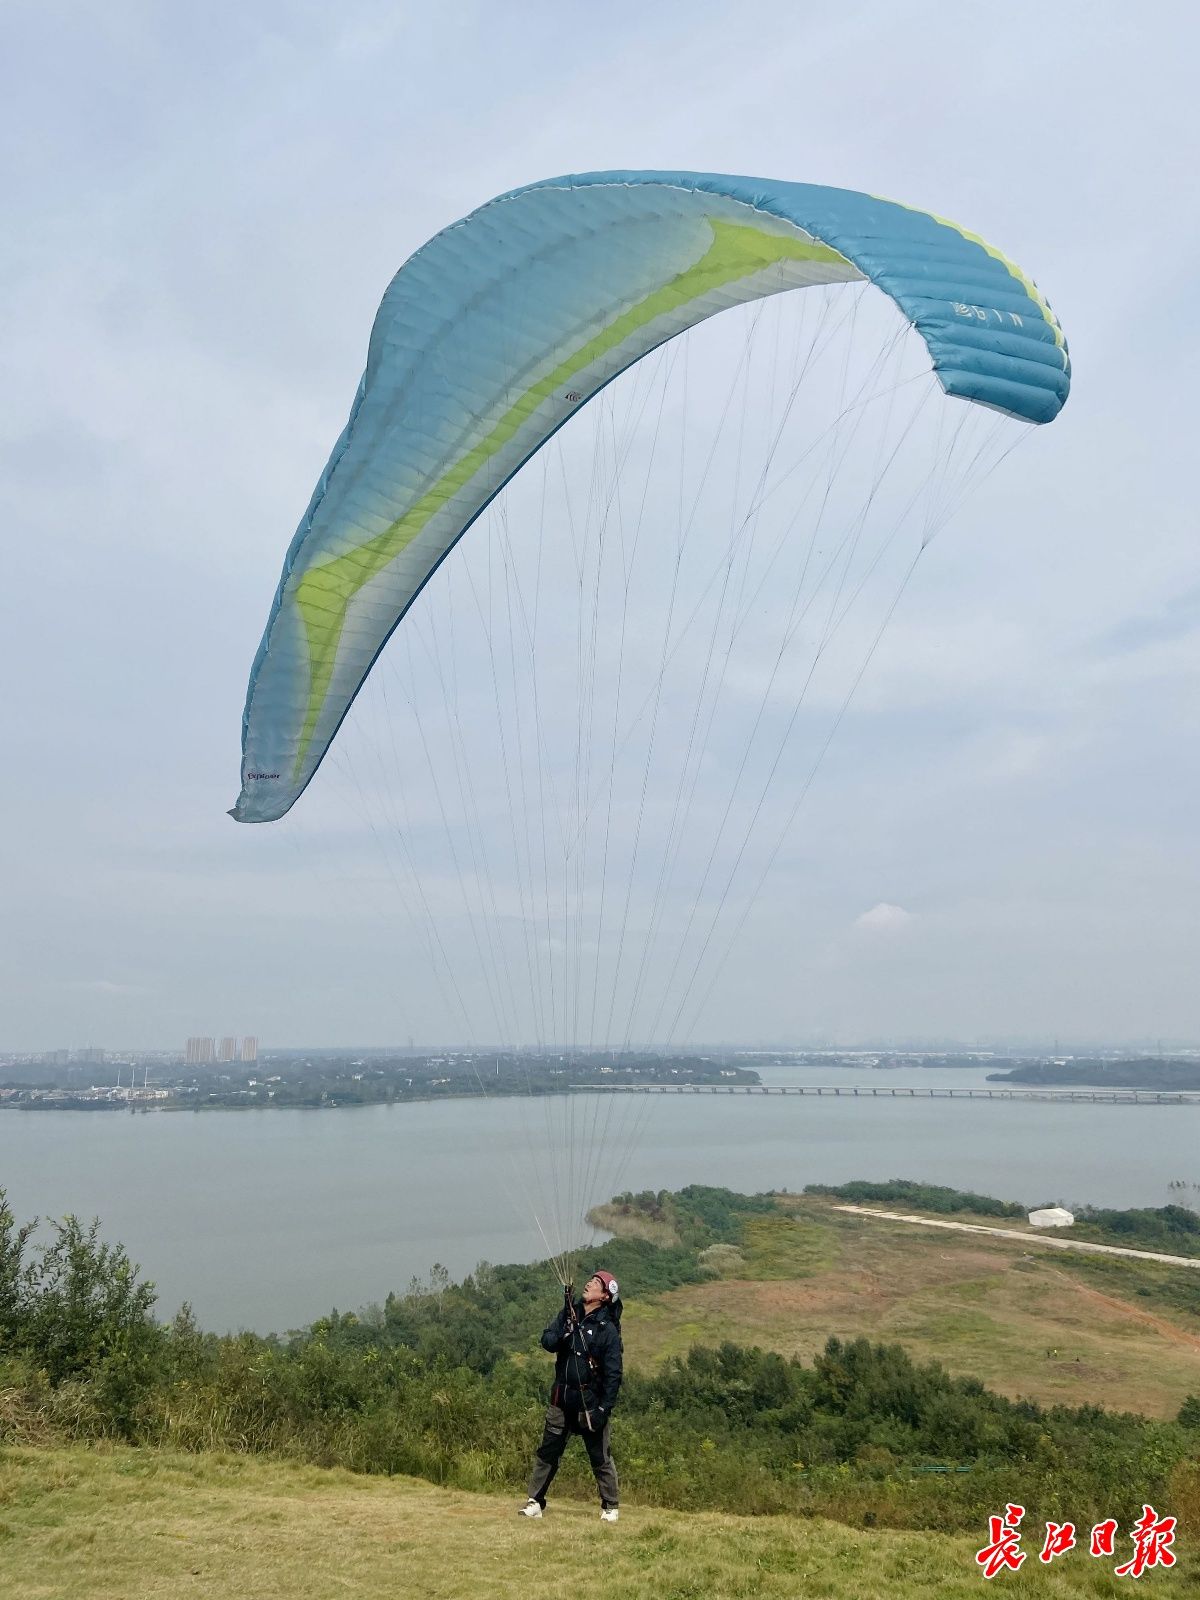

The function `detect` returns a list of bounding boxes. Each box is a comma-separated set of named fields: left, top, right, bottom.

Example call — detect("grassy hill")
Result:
left=4, top=1180, right=1198, bottom=1593
left=613, top=1196, right=1200, bottom=1418
left=1, top=1444, right=1193, bottom=1599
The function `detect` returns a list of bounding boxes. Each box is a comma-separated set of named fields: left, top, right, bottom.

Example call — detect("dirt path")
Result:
left=1040, top=1265, right=1200, bottom=1353
left=831, top=1206, right=1200, bottom=1270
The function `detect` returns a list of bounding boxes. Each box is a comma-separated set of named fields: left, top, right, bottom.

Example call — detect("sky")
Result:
left=2, top=1, right=1198, bottom=1053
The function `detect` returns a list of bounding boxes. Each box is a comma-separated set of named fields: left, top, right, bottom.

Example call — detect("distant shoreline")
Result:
left=8, top=1080, right=1200, bottom=1113
left=988, top=1058, right=1200, bottom=1092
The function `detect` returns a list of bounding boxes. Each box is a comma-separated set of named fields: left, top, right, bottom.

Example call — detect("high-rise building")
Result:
left=240, top=1036, right=258, bottom=1063
left=218, top=1037, right=237, bottom=1063
left=186, top=1037, right=215, bottom=1065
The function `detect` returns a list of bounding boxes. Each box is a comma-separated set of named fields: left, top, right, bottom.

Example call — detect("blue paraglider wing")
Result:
left=232, top=171, right=1069, bottom=824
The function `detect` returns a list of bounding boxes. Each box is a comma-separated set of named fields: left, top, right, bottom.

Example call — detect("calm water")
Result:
left=1, top=1063, right=1194, bottom=1332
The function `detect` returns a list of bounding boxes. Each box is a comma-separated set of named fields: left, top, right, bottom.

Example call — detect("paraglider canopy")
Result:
left=231, top=170, right=1068, bottom=826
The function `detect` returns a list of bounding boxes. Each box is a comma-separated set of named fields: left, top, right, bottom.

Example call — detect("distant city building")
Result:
left=241, top=1036, right=258, bottom=1063
left=218, top=1037, right=237, bottom=1063
left=186, top=1036, right=215, bottom=1065
left=75, top=1046, right=106, bottom=1064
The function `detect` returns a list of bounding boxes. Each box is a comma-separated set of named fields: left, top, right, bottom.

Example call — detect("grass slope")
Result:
left=621, top=1200, right=1200, bottom=1417
left=1, top=1444, right=1190, bottom=1600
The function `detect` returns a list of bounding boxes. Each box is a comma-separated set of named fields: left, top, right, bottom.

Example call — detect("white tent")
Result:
left=1028, top=1206, right=1075, bottom=1228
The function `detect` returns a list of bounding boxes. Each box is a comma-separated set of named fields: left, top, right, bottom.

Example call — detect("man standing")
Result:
left=520, top=1269, right=623, bottom=1522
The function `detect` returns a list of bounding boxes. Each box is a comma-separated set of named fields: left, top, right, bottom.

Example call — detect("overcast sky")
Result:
left=2, top=2, right=1198, bottom=1053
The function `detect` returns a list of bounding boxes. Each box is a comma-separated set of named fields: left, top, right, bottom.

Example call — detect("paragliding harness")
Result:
left=555, top=1283, right=605, bottom=1431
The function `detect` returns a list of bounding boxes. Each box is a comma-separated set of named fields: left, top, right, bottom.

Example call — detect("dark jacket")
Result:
left=540, top=1296, right=623, bottom=1419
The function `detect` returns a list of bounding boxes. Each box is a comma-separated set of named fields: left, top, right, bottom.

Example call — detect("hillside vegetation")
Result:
left=615, top=1186, right=1200, bottom=1417
left=2, top=1182, right=1199, bottom=1561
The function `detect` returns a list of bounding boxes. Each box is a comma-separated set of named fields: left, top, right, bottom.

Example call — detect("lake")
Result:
left=1, top=1061, right=1194, bottom=1332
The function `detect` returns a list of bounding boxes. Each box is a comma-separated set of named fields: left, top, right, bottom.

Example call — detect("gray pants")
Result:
left=526, top=1403, right=619, bottom=1507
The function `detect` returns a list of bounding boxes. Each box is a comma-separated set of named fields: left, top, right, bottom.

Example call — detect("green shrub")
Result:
left=1068, top=1204, right=1200, bottom=1258
left=802, top=1180, right=1025, bottom=1217
left=697, top=1244, right=746, bottom=1277
left=0, top=1188, right=36, bottom=1342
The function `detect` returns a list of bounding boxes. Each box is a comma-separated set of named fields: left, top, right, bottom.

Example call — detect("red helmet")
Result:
left=593, top=1269, right=619, bottom=1301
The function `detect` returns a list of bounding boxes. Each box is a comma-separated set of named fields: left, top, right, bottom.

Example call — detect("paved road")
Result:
left=831, top=1206, right=1200, bottom=1270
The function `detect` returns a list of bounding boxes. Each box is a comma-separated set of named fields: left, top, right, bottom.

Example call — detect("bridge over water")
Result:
left=568, top=1083, right=1200, bottom=1106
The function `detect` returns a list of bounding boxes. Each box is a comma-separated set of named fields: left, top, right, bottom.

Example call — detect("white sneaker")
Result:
left=519, top=1499, right=543, bottom=1518
left=600, top=1506, right=619, bottom=1523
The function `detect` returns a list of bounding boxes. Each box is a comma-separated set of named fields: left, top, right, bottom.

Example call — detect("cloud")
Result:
left=853, top=902, right=914, bottom=935
left=1089, top=586, right=1200, bottom=657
